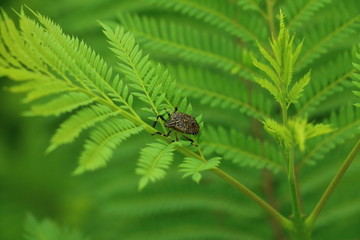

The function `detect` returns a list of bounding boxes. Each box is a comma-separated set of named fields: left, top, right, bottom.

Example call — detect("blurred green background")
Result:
left=1, top=0, right=360, bottom=240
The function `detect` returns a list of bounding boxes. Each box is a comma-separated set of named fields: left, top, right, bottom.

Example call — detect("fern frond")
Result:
left=353, top=43, right=360, bottom=108
left=27, top=92, right=96, bottom=116
left=299, top=105, right=360, bottom=167
left=284, top=0, right=332, bottom=30
left=252, top=77, right=281, bottom=104
left=146, top=0, right=266, bottom=42
left=103, top=191, right=260, bottom=219
left=117, top=13, right=254, bottom=78
left=1, top=9, right=198, bottom=178
left=74, top=119, right=143, bottom=175
left=47, top=105, right=117, bottom=153
left=236, top=0, right=265, bottom=15
left=253, top=12, right=310, bottom=107
left=296, top=3, right=360, bottom=71
left=288, top=70, right=311, bottom=103
left=24, top=81, right=76, bottom=103
left=202, top=126, right=284, bottom=173
left=101, top=23, right=190, bottom=115
left=136, top=142, right=180, bottom=190
left=295, top=52, right=355, bottom=116
left=0, top=9, right=134, bottom=113
left=24, top=214, right=89, bottom=240
left=179, top=157, right=221, bottom=183
left=168, top=65, right=272, bottom=119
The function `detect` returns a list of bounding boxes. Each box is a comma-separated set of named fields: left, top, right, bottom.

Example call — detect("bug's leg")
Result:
left=152, top=114, right=166, bottom=128
left=164, top=108, right=171, bottom=119
left=174, top=132, right=179, bottom=142
left=165, top=130, right=172, bottom=137
left=174, top=106, right=178, bottom=112
left=152, top=130, right=172, bottom=137
left=180, top=133, right=198, bottom=146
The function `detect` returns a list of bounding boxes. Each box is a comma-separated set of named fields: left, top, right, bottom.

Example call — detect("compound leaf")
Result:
left=136, top=142, right=180, bottom=190
left=179, top=157, right=221, bottom=183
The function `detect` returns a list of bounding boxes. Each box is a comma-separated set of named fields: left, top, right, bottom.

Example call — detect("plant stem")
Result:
left=212, top=167, right=292, bottom=230
left=306, top=139, right=360, bottom=228
left=281, top=105, right=302, bottom=219
left=281, top=103, right=308, bottom=239
left=175, top=145, right=291, bottom=230
left=263, top=170, right=286, bottom=240
left=287, top=143, right=303, bottom=220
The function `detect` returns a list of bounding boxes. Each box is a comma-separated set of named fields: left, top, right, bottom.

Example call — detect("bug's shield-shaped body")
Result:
left=165, top=112, right=199, bottom=135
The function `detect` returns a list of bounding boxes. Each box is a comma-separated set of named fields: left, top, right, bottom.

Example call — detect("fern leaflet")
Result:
left=26, top=92, right=95, bottom=117
left=179, top=157, right=221, bottom=183
left=136, top=142, right=180, bottom=190
left=299, top=105, right=360, bottom=167
left=296, top=3, right=360, bottom=71
left=295, top=52, right=355, bottom=116
left=146, top=0, right=266, bottom=42
left=24, top=214, right=89, bottom=240
left=168, top=65, right=272, bottom=119
left=117, top=13, right=254, bottom=78
left=47, top=105, right=118, bottom=153
left=353, top=43, right=360, bottom=108
left=101, top=23, right=190, bottom=116
left=202, top=126, right=284, bottom=173
left=285, top=0, right=332, bottom=30
left=75, top=119, right=143, bottom=175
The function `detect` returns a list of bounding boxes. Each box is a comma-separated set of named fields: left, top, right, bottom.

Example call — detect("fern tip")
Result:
left=45, top=145, right=57, bottom=155
left=138, top=177, right=149, bottom=191
left=72, top=166, right=85, bottom=176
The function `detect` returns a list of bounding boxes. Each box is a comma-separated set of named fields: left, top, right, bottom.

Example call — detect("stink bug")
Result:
left=152, top=107, right=199, bottom=145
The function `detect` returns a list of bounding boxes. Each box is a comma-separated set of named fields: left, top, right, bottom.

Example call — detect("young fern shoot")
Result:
left=252, top=11, right=333, bottom=155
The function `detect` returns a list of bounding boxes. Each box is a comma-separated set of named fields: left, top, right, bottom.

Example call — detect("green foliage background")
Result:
left=0, top=0, right=359, bottom=240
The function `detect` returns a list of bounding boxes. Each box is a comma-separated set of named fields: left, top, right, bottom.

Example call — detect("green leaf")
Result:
left=74, top=119, right=143, bottom=175
left=117, top=12, right=255, bottom=79
left=353, top=43, right=360, bottom=108
left=305, top=123, right=334, bottom=139
left=301, top=105, right=360, bottom=165
left=295, top=52, right=354, bottom=117
left=252, top=55, right=279, bottom=85
left=179, top=157, right=221, bottom=183
left=202, top=125, right=283, bottom=173
left=47, top=105, right=117, bottom=153
left=253, top=11, right=306, bottom=108
left=145, top=0, right=263, bottom=42
left=170, top=64, right=271, bottom=119
left=27, top=92, right=95, bottom=117
left=263, top=118, right=292, bottom=146
left=288, top=118, right=334, bottom=151
left=101, top=22, right=189, bottom=115
left=136, top=142, right=180, bottom=190
left=253, top=77, right=281, bottom=103
left=289, top=70, right=311, bottom=103
left=24, top=214, right=89, bottom=240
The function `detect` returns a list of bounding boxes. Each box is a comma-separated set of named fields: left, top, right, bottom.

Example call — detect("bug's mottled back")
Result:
left=165, top=112, right=199, bottom=135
